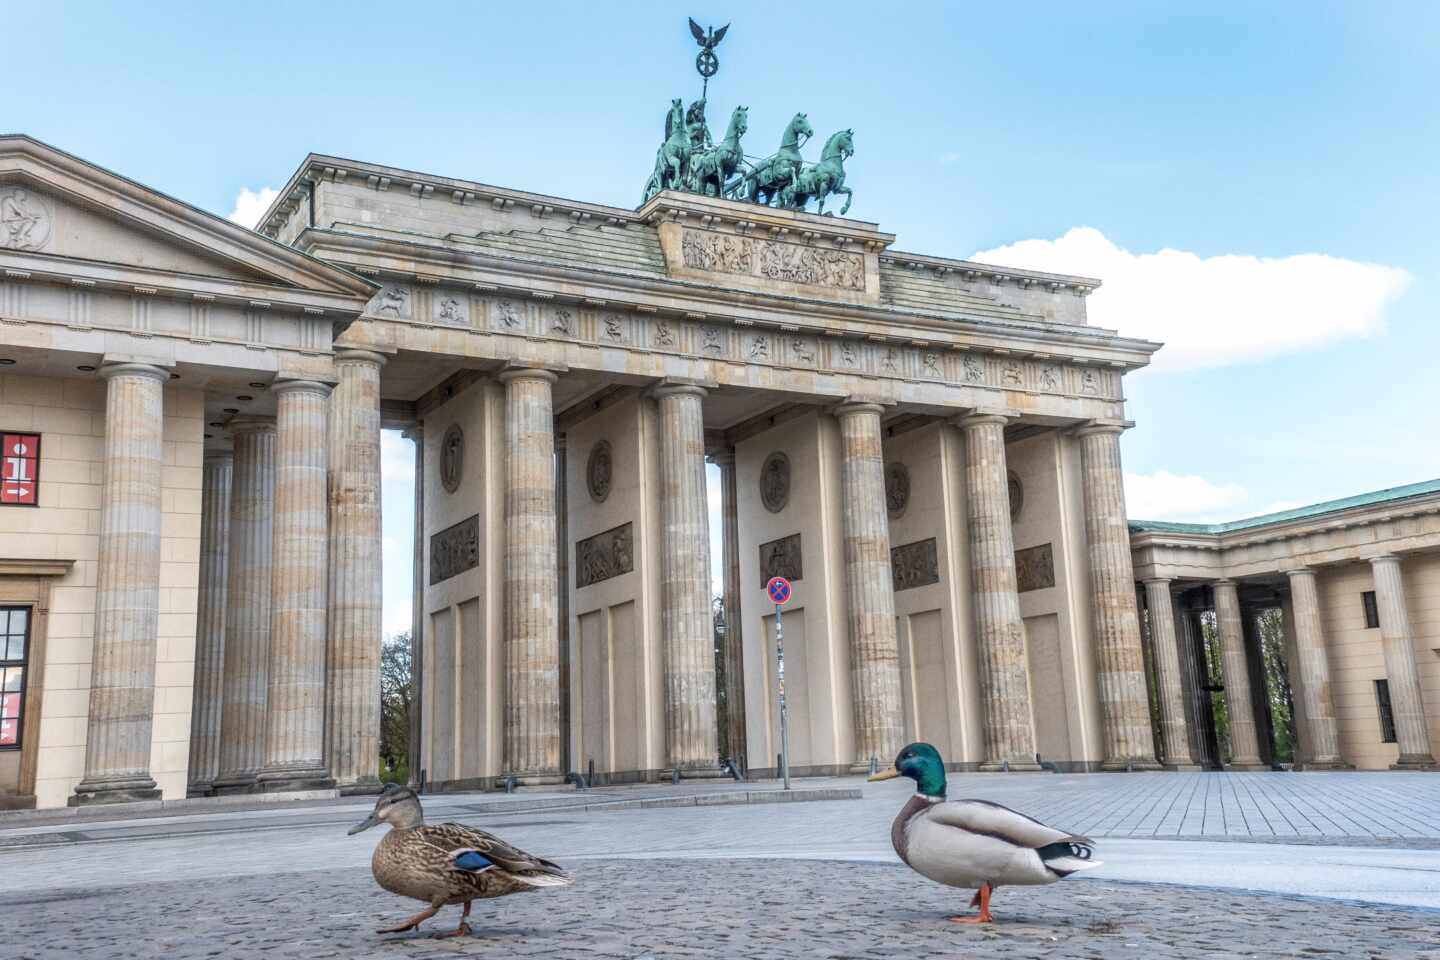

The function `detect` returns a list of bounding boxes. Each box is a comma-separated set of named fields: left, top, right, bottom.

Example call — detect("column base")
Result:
left=211, top=776, right=262, bottom=796
left=1223, top=762, right=1270, bottom=771
left=1293, top=759, right=1355, bottom=771
left=186, top=782, right=216, bottom=798
left=977, top=760, right=1044, bottom=773
left=69, top=774, right=161, bottom=807
left=257, top=769, right=337, bottom=793
left=668, top=765, right=728, bottom=781
left=497, top=772, right=568, bottom=789
left=1391, top=754, right=1439, bottom=771
left=1162, top=763, right=1206, bottom=772
left=338, top=777, right=386, bottom=797
left=1100, top=758, right=1164, bottom=772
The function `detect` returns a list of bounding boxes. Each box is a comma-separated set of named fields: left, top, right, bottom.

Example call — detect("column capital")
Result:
left=833, top=397, right=890, bottom=419
left=1212, top=577, right=1238, bottom=588
left=228, top=416, right=276, bottom=435
left=1141, top=576, right=1174, bottom=587
left=708, top=448, right=736, bottom=467
left=497, top=361, right=565, bottom=385
left=650, top=378, right=711, bottom=401
left=1368, top=553, right=1402, bottom=566
left=334, top=348, right=389, bottom=368
left=1074, top=418, right=1135, bottom=438
left=401, top=423, right=424, bottom=442
left=1285, top=566, right=1317, bottom=579
left=99, top=361, right=170, bottom=383
left=272, top=379, right=333, bottom=398
left=953, top=407, right=1014, bottom=430
left=203, top=449, right=235, bottom=464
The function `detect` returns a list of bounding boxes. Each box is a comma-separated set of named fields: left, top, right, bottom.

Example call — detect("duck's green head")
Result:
left=867, top=742, right=947, bottom=798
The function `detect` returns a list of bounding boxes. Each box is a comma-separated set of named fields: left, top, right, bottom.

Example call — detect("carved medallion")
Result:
left=758, top=533, right=803, bottom=586
left=885, top=462, right=910, bottom=519
left=759, top=451, right=790, bottom=513
left=429, top=515, right=479, bottom=585
left=575, top=522, right=634, bottom=588
left=440, top=423, right=464, bottom=494
left=1007, top=470, right=1023, bottom=521
left=587, top=440, right=613, bottom=503
left=891, top=538, right=939, bottom=592
left=0, top=188, right=52, bottom=251
left=1015, top=542, right=1055, bottom=593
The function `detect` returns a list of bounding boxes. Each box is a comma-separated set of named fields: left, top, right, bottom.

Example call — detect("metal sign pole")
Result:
left=776, top=600, right=790, bottom=790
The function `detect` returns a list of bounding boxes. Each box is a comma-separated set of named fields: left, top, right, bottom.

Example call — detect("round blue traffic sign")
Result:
left=766, top=576, right=792, bottom=605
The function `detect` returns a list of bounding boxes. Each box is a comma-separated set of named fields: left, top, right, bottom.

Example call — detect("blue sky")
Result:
left=9, top=2, right=1439, bottom=636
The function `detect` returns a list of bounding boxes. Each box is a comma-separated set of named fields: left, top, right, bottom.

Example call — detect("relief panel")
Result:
left=891, top=538, right=939, bottom=592
left=758, top=533, right=803, bottom=586
left=1015, top=542, right=1056, bottom=593
left=575, top=522, right=635, bottom=588
left=430, top=514, right=480, bottom=585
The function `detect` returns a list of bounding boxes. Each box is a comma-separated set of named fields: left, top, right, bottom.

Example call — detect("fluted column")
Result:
left=836, top=401, right=904, bottom=768
left=326, top=350, right=386, bottom=794
left=1213, top=580, right=1264, bottom=768
left=1285, top=568, right=1348, bottom=769
left=499, top=367, right=561, bottom=781
left=655, top=383, right=718, bottom=771
left=214, top=420, right=275, bottom=793
left=1142, top=579, right=1197, bottom=768
left=956, top=411, right=1038, bottom=770
left=187, top=451, right=233, bottom=796
left=713, top=449, right=747, bottom=762
left=258, top=381, right=334, bottom=791
left=1369, top=555, right=1437, bottom=769
left=405, top=425, right=424, bottom=788
left=70, top=362, right=168, bottom=805
left=1077, top=421, right=1159, bottom=769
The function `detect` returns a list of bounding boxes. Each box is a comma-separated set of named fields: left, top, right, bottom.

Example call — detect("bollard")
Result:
left=588, top=758, right=595, bottom=788
left=503, top=775, right=517, bottom=794
left=671, top=767, right=681, bottom=786
left=1001, top=759, right=1010, bottom=773
left=868, top=755, right=879, bottom=777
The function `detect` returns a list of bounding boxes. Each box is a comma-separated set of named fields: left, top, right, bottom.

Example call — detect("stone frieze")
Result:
left=758, top=533, right=802, bottom=587
left=429, top=514, right=479, bottom=585
left=679, top=228, right=865, bottom=291
left=1015, top=542, right=1055, bottom=592
left=575, top=521, right=634, bottom=588
left=891, top=537, right=939, bottom=592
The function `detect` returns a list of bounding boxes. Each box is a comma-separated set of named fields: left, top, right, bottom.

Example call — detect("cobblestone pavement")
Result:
left=4, top=858, right=1437, bottom=960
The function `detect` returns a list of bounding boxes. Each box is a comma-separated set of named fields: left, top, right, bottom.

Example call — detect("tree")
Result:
left=379, top=632, right=412, bottom=785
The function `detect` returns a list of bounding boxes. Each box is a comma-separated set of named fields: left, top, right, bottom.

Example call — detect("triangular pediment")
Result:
left=0, top=136, right=375, bottom=306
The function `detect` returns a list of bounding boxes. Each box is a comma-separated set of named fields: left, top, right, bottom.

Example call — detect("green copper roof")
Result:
left=1129, top=477, right=1440, bottom=536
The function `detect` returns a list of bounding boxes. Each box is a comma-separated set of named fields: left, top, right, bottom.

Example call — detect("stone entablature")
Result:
left=0, top=137, right=376, bottom=382
left=1130, top=482, right=1440, bottom=581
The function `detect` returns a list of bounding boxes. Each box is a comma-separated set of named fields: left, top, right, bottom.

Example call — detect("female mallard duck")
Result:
left=348, top=784, right=573, bottom=938
left=869, top=742, right=1100, bottom=924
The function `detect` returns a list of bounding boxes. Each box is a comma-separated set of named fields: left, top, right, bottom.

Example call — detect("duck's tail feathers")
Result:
left=514, top=856, right=574, bottom=888
left=1037, top=839, right=1103, bottom=878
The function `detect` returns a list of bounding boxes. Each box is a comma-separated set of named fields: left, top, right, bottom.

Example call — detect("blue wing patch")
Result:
left=451, top=849, right=496, bottom=873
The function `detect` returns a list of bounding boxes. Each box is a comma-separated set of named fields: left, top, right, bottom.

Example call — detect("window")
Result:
left=0, top=607, right=30, bottom=748
left=1374, top=679, right=1397, bottom=744
left=0, top=432, right=40, bottom=506
left=1361, top=591, right=1380, bottom=630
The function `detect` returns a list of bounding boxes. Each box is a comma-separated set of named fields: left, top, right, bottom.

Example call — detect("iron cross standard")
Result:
left=688, top=18, right=729, bottom=99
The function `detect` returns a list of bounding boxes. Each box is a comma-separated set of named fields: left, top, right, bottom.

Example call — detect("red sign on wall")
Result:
left=1, top=433, right=40, bottom=506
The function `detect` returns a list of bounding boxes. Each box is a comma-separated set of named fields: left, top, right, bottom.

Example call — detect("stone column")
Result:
left=404, top=425, right=424, bottom=788
left=187, top=451, right=233, bottom=796
left=655, top=383, right=718, bottom=772
left=555, top=434, right=571, bottom=776
left=499, top=367, right=562, bottom=782
left=214, top=419, right=275, bottom=793
left=325, top=351, right=385, bottom=795
left=1213, top=580, right=1265, bottom=768
left=956, top=411, right=1038, bottom=770
left=1141, top=579, right=1198, bottom=768
left=1076, top=421, right=1159, bottom=769
left=258, top=381, right=334, bottom=792
left=70, top=362, right=168, bottom=805
left=1369, top=555, right=1437, bottom=769
left=837, top=401, right=904, bottom=769
left=712, top=449, right=747, bottom=763
left=1285, top=568, right=1348, bottom=769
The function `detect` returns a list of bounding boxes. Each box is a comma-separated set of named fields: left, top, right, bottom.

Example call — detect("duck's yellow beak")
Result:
left=867, top=766, right=900, bottom=782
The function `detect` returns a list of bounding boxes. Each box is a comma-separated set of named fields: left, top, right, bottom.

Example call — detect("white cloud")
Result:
left=971, top=227, right=1411, bottom=371
left=226, top=186, right=279, bottom=230
left=1125, top=470, right=1248, bottom=522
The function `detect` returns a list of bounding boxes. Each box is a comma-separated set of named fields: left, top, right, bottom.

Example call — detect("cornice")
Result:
left=300, top=227, right=1160, bottom=369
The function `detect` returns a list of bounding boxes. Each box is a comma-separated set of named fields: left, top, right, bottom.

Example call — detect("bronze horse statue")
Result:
left=689, top=105, right=747, bottom=198
left=779, top=128, right=854, bottom=215
left=642, top=99, right=692, bottom=203
left=730, top=112, right=813, bottom=207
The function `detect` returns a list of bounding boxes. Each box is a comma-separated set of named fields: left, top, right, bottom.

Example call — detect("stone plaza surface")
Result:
left=2, top=772, right=1439, bottom=958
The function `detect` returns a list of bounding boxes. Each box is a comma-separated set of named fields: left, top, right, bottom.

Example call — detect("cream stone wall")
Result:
left=882, top=422, right=975, bottom=764
left=1317, top=563, right=1397, bottom=769
left=420, top=380, right=504, bottom=786
left=0, top=374, right=202, bottom=807
left=565, top=395, right=665, bottom=781
left=737, top=411, right=853, bottom=775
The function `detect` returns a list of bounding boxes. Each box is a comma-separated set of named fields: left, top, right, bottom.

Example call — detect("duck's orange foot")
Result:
left=433, top=921, right=472, bottom=940
left=949, top=883, right=995, bottom=923
left=947, top=912, right=995, bottom=924
left=377, top=905, right=439, bottom=935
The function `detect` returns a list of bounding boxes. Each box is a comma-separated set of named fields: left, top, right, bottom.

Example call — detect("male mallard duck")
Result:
left=868, top=742, right=1101, bottom=924
left=348, top=784, right=573, bottom=938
